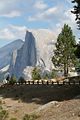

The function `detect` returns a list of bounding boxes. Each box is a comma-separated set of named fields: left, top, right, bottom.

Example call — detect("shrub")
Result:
left=9, top=74, right=17, bottom=85
left=0, top=109, right=9, bottom=120
left=18, top=77, right=26, bottom=84
left=0, top=100, right=2, bottom=104
left=32, top=67, right=41, bottom=80
left=43, top=73, right=49, bottom=79
left=0, top=106, right=3, bottom=110
left=23, top=114, right=39, bottom=120
left=50, top=69, right=58, bottom=79
left=18, top=99, right=21, bottom=103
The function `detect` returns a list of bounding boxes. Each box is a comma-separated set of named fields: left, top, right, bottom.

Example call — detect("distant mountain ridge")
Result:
left=0, top=39, right=24, bottom=69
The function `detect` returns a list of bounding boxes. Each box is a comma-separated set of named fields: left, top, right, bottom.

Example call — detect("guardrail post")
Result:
left=32, top=81, right=34, bottom=84
left=79, top=81, right=80, bottom=85
left=57, top=81, right=59, bottom=85
left=18, top=82, right=20, bottom=85
left=24, top=81, right=26, bottom=84
left=63, top=81, right=65, bottom=85
left=42, top=80, right=44, bottom=84
left=28, top=81, right=30, bottom=85
left=52, top=81, right=54, bottom=85
left=46, top=81, right=49, bottom=85
left=73, top=81, right=75, bottom=85
left=37, top=80, right=39, bottom=85
left=68, top=81, right=70, bottom=85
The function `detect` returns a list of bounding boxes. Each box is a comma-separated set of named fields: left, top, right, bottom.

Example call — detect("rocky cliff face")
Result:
left=10, top=31, right=37, bottom=78
left=9, top=29, right=56, bottom=79
left=0, top=39, right=24, bottom=69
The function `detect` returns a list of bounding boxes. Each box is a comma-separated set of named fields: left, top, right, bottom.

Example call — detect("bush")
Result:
left=43, top=73, right=49, bottom=79
left=9, top=74, right=17, bottom=85
left=0, top=109, right=9, bottom=120
left=50, top=69, right=58, bottom=79
left=18, top=77, right=26, bottom=84
left=32, top=67, right=41, bottom=80
left=0, top=100, right=2, bottom=104
left=0, top=106, right=3, bottom=110
left=42, top=70, right=58, bottom=80
left=23, top=114, right=39, bottom=120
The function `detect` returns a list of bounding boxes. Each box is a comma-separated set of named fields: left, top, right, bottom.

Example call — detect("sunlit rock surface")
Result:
left=9, top=29, right=56, bottom=79
left=10, top=31, right=37, bottom=78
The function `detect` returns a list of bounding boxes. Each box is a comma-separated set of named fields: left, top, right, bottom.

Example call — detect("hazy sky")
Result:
left=0, top=0, right=79, bottom=48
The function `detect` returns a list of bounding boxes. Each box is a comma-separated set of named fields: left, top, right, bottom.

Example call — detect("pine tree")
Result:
left=18, top=77, right=26, bottom=84
left=32, top=67, right=41, bottom=80
left=75, top=42, right=80, bottom=58
left=52, top=24, right=76, bottom=77
left=71, top=0, right=80, bottom=29
left=9, top=74, right=17, bottom=85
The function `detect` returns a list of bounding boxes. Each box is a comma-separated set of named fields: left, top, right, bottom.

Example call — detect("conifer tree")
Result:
left=32, top=67, right=41, bottom=80
left=52, top=24, right=76, bottom=77
left=71, top=0, right=80, bottom=29
left=9, top=74, right=17, bottom=85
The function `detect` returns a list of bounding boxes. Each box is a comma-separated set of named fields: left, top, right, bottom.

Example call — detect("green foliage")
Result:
left=75, top=59, right=80, bottom=71
left=23, top=114, right=39, bottom=120
left=42, top=70, right=58, bottom=79
left=52, top=24, right=77, bottom=76
left=0, top=106, right=3, bottom=110
left=32, top=67, right=41, bottom=80
left=0, top=108, right=9, bottom=120
left=0, top=100, right=2, bottom=104
left=9, top=74, right=17, bottom=85
left=71, top=0, right=80, bottom=29
left=18, top=77, right=26, bottom=84
left=50, top=69, right=58, bottom=79
left=75, top=43, right=80, bottom=58
left=43, top=73, right=49, bottom=79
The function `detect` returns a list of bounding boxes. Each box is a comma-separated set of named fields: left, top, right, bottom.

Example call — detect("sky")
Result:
left=0, top=0, right=79, bottom=48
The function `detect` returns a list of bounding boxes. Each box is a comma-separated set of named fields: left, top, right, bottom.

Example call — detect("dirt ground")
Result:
left=36, top=99, right=80, bottom=120
left=0, top=84, right=80, bottom=120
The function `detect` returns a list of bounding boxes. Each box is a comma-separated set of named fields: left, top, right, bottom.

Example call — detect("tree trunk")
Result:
left=64, top=63, right=67, bottom=77
left=66, top=58, right=69, bottom=77
left=66, top=64, right=68, bottom=77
